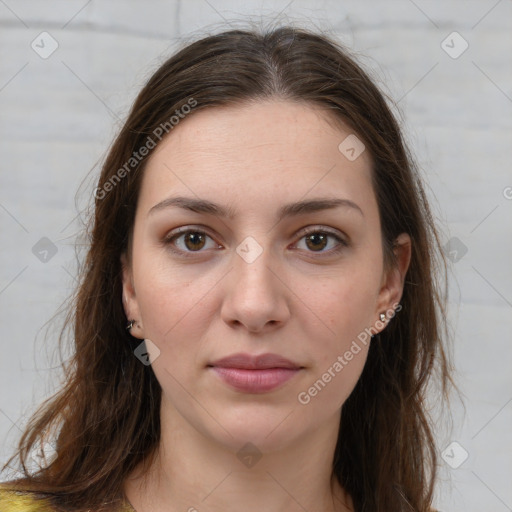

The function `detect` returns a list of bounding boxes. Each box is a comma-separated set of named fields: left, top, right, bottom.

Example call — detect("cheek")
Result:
left=296, top=267, right=379, bottom=397
left=297, top=279, right=374, bottom=410
left=304, top=266, right=381, bottom=342
left=138, top=278, right=211, bottom=337
left=298, top=345, right=369, bottom=413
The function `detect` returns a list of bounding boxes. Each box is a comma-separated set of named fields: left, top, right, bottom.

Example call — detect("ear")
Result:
left=121, top=252, right=144, bottom=339
left=374, top=232, right=411, bottom=328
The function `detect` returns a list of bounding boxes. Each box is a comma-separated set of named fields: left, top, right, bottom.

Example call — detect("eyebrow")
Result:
left=147, top=195, right=364, bottom=220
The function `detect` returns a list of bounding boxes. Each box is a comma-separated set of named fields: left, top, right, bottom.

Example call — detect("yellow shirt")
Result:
left=0, top=485, right=441, bottom=511
left=0, top=486, right=135, bottom=512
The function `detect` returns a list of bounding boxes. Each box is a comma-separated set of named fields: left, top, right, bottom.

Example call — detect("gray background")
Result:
left=0, top=1, right=511, bottom=510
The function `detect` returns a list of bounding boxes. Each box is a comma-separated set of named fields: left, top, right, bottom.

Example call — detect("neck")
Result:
left=123, top=398, right=352, bottom=512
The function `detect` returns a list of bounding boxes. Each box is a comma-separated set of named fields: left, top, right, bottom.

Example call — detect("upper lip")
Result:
left=208, top=353, right=302, bottom=370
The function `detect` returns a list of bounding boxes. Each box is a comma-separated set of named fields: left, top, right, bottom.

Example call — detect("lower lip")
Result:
left=210, top=367, right=300, bottom=393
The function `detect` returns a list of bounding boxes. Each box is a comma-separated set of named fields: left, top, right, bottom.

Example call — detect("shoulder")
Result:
left=0, top=483, right=56, bottom=512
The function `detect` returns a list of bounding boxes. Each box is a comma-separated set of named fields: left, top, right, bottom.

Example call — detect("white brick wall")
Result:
left=1, top=1, right=511, bottom=510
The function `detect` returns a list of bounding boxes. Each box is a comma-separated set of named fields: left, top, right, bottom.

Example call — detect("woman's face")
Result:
left=122, top=100, right=409, bottom=452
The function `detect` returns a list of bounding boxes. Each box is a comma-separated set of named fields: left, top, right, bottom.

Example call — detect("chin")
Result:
left=204, top=407, right=305, bottom=454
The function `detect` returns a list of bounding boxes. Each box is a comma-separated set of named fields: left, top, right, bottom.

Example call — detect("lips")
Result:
left=208, top=352, right=301, bottom=370
left=208, top=353, right=303, bottom=393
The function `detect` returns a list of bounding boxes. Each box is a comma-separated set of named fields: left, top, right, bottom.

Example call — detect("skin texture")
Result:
left=121, top=100, right=411, bottom=512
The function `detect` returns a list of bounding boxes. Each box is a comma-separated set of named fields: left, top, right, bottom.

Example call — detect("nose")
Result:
left=220, top=241, right=291, bottom=334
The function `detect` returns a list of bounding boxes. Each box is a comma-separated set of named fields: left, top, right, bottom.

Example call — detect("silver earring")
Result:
left=379, top=313, right=386, bottom=322
left=126, top=319, right=137, bottom=330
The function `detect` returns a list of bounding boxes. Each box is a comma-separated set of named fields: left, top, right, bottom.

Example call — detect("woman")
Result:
left=0, top=26, right=451, bottom=511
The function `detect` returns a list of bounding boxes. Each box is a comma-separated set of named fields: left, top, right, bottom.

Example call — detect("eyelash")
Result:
left=162, top=226, right=348, bottom=259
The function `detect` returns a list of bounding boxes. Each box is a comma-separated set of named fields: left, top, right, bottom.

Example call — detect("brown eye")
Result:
left=304, top=233, right=328, bottom=252
left=163, top=228, right=219, bottom=257
left=295, top=229, right=348, bottom=256
left=183, top=232, right=206, bottom=251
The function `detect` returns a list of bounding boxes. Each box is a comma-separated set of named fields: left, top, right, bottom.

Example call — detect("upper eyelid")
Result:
left=295, top=225, right=345, bottom=239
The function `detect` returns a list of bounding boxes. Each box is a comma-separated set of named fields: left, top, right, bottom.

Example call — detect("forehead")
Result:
left=139, top=100, right=375, bottom=215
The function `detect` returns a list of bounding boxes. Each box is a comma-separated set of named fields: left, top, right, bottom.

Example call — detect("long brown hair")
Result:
left=2, top=25, right=452, bottom=511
